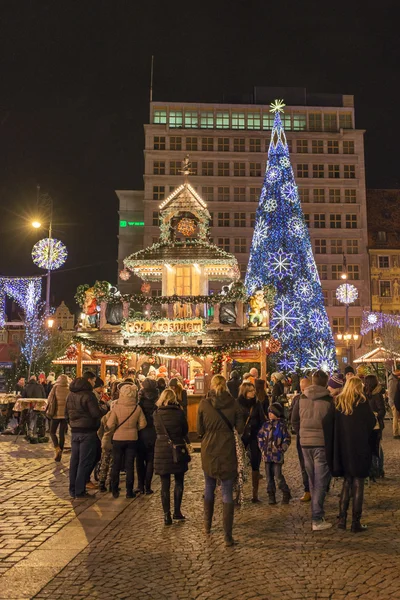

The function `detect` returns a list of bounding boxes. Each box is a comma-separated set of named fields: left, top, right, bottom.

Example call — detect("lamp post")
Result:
left=32, top=187, right=53, bottom=315
left=335, top=254, right=359, bottom=365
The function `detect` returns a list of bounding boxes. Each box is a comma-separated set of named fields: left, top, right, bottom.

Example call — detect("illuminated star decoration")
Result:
left=305, top=341, right=337, bottom=373
left=297, top=279, right=313, bottom=301
left=282, top=182, right=298, bottom=204
left=271, top=297, right=304, bottom=341
left=309, top=308, right=330, bottom=333
left=269, top=99, right=286, bottom=113
left=368, top=313, right=378, bottom=324
left=268, top=248, right=296, bottom=280
left=336, top=283, right=358, bottom=305
left=263, top=197, right=278, bottom=212
left=277, top=352, right=297, bottom=372
left=252, top=219, right=269, bottom=248
left=288, top=217, right=304, bottom=237
left=32, top=238, right=68, bottom=271
left=266, top=167, right=281, bottom=183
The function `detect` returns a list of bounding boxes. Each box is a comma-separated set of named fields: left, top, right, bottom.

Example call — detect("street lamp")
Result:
left=335, top=254, right=359, bottom=364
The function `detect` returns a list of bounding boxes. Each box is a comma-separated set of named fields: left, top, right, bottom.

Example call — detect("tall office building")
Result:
left=119, top=87, right=370, bottom=362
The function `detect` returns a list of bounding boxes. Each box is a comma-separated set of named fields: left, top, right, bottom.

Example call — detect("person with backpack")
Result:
left=46, top=374, right=70, bottom=462
left=197, top=375, right=244, bottom=547
left=257, top=402, right=291, bottom=505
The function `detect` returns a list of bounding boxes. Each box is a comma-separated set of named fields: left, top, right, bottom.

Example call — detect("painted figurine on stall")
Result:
left=248, top=289, right=269, bottom=327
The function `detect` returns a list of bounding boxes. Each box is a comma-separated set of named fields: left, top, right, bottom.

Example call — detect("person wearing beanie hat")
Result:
left=257, top=402, right=291, bottom=505
left=344, top=366, right=355, bottom=382
left=136, top=377, right=159, bottom=495
left=271, top=372, right=286, bottom=404
left=327, top=373, right=344, bottom=398
left=107, top=384, right=147, bottom=498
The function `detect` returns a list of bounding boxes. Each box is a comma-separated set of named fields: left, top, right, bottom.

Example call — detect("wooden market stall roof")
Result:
left=354, top=347, right=400, bottom=364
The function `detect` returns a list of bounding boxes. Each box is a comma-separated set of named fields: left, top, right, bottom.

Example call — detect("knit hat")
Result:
left=268, top=402, right=284, bottom=418
left=344, top=366, right=355, bottom=375
left=169, top=378, right=179, bottom=387
left=119, top=383, right=137, bottom=401
left=94, top=377, right=104, bottom=388
left=327, top=373, right=344, bottom=390
left=271, top=372, right=284, bottom=381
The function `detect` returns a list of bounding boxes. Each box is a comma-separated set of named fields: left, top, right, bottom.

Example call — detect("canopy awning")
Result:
left=354, top=347, right=400, bottom=364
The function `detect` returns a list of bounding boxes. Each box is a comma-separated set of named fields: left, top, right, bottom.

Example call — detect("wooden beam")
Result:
left=100, top=357, right=106, bottom=382
left=260, top=340, right=267, bottom=380
left=76, top=343, right=83, bottom=377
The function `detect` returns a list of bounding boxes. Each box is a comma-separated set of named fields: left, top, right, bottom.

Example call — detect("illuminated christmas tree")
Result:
left=245, top=100, right=337, bottom=373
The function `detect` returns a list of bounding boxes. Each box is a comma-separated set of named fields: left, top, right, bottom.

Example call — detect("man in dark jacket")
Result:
left=65, top=376, right=107, bottom=498
left=290, top=376, right=311, bottom=503
left=291, top=370, right=332, bottom=532
left=227, top=370, right=241, bottom=400
left=21, top=376, right=46, bottom=399
left=136, top=377, right=159, bottom=494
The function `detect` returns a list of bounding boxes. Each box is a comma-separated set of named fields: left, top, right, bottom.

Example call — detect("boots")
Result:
left=338, top=478, right=351, bottom=529
left=222, top=503, right=235, bottom=547
left=161, top=489, right=172, bottom=526
left=204, top=499, right=214, bottom=534
left=54, top=446, right=62, bottom=462
left=351, top=478, right=367, bottom=533
left=164, top=512, right=173, bottom=526
left=268, top=492, right=277, bottom=505
left=251, top=471, right=261, bottom=503
left=173, top=482, right=185, bottom=520
left=281, top=489, right=291, bottom=505
left=300, top=492, right=311, bottom=503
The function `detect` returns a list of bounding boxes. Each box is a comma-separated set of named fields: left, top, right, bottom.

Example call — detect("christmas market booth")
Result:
left=73, top=172, right=279, bottom=433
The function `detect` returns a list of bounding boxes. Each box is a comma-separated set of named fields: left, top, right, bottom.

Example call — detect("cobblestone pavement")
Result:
left=1, top=430, right=400, bottom=600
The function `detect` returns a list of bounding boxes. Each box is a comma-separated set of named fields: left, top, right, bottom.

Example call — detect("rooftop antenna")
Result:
left=149, top=55, right=154, bottom=121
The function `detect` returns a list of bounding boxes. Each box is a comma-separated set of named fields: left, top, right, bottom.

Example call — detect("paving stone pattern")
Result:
left=1, top=430, right=400, bottom=599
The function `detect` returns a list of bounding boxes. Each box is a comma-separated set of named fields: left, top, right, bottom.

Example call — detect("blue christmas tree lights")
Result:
left=245, top=100, right=337, bottom=373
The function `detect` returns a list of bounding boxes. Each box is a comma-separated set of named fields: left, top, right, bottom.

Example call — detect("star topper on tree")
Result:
left=245, top=99, right=337, bottom=373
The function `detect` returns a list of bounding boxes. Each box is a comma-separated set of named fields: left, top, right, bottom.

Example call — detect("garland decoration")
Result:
left=177, top=218, right=196, bottom=237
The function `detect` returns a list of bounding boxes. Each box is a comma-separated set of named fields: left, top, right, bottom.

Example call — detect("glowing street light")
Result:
left=32, top=221, right=42, bottom=229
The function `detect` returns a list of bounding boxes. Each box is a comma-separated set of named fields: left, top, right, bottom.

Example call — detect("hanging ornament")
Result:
left=177, top=218, right=196, bottom=237
left=32, top=238, right=67, bottom=270
left=119, top=269, right=131, bottom=281
left=141, top=282, right=151, bottom=294
left=336, top=283, right=358, bottom=305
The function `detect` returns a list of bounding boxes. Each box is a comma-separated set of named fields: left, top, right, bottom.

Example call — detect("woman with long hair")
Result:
left=136, top=377, right=159, bottom=495
left=154, top=388, right=190, bottom=525
left=197, top=374, right=244, bottom=546
left=168, top=378, right=188, bottom=417
left=364, top=374, right=386, bottom=478
left=323, top=377, right=376, bottom=532
left=237, top=381, right=264, bottom=503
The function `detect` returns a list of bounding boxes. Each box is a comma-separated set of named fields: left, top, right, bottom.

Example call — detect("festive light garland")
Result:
left=177, top=217, right=197, bottom=237
left=361, top=310, right=400, bottom=335
left=32, top=238, right=67, bottom=271
left=0, top=276, right=42, bottom=327
left=245, top=102, right=337, bottom=372
left=119, top=269, right=131, bottom=281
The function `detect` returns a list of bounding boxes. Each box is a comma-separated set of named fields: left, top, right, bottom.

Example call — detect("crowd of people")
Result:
left=10, top=361, right=399, bottom=548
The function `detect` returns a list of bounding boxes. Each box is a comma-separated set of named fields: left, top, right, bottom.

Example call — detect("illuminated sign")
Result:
left=120, top=221, right=145, bottom=228
left=124, top=318, right=204, bottom=336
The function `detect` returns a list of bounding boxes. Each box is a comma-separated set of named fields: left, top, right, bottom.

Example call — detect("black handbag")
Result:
left=158, top=412, right=191, bottom=465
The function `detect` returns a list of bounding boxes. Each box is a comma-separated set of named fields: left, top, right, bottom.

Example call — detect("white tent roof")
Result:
left=354, top=347, right=400, bottom=364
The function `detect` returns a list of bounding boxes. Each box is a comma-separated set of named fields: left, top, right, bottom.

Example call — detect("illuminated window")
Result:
left=176, top=266, right=191, bottom=295
left=170, top=137, right=182, bottom=150
left=217, top=162, right=230, bottom=176
left=346, top=214, right=357, bottom=229
left=200, top=112, right=214, bottom=128
left=331, top=239, right=343, bottom=254
left=154, top=136, right=166, bottom=150
left=218, top=237, right=230, bottom=251
left=152, top=186, right=165, bottom=200
left=343, top=141, right=355, bottom=154
left=250, top=187, right=260, bottom=202
left=313, top=189, right=325, bottom=203
left=202, top=137, right=214, bottom=151
left=309, top=113, right=322, bottom=131
left=184, top=111, right=198, bottom=128
left=232, top=112, right=245, bottom=129
left=249, top=138, right=261, bottom=152
left=347, top=265, right=360, bottom=280
left=324, top=113, right=337, bottom=132
left=293, top=113, right=307, bottom=131
left=186, top=137, right=198, bottom=151
left=313, top=164, right=325, bottom=178
left=327, top=141, right=339, bottom=154
left=315, top=239, right=327, bottom=254
left=282, top=114, right=291, bottom=130
left=296, top=140, right=308, bottom=153
left=339, top=113, right=353, bottom=129
left=152, top=211, right=159, bottom=226
left=378, top=256, right=389, bottom=268
left=332, top=265, right=344, bottom=280
left=234, top=213, right=246, bottom=227
left=169, top=111, right=183, bottom=128
left=314, top=214, right=326, bottom=229
left=328, top=164, right=340, bottom=179
left=202, top=161, right=214, bottom=176
left=218, top=212, right=230, bottom=227
left=153, top=109, right=167, bottom=124
left=317, top=264, right=328, bottom=280
left=234, top=187, right=246, bottom=201
left=332, top=317, right=345, bottom=334
left=329, top=189, right=341, bottom=203
left=347, top=240, right=359, bottom=254
left=344, top=165, right=356, bottom=179
left=153, top=161, right=165, bottom=175
left=234, top=238, right=246, bottom=253
left=299, top=188, right=310, bottom=203
left=297, top=164, right=309, bottom=178
left=345, top=189, right=356, bottom=203
left=262, top=113, right=274, bottom=130
left=234, top=162, right=246, bottom=177
left=218, top=138, right=230, bottom=152
left=249, top=162, right=262, bottom=177
left=216, top=112, right=229, bottom=129
left=202, top=187, right=214, bottom=202
left=247, top=113, right=261, bottom=130
left=380, top=281, right=391, bottom=297
left=217, top=187, right=230, bottom=202
left=233, top=138, right=245, bottom=152
left=312, top=140, right=324, bottom=154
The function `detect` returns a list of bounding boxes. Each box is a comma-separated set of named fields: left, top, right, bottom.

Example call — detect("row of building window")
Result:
left=300, top=188, right=357, bottom=203
left=315, top=239, right=359, bottom=254
left=305, top=213, right=358, bottom=229
left=297, top=164, right=356, bottom=179
left=153, top=109, right=354, bottom=132
left=153, top=136, right=355, bottom=154
left=332, top=317, right=361, bottom=334
left=372, top=255, right=400, bottom=269
left=317, top=264, right=360, bottom=280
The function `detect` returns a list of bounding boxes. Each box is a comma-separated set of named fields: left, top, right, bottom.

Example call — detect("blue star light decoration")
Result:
left=245, top=99, right=337, bottom=372
left=278, top=353, right=297, bottom=372
left=263, top=197, right=278, bottom=212
left=0, top=277, right=42, bottom=327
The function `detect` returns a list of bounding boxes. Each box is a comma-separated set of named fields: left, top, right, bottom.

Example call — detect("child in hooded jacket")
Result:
left=257, top=402, right=291, bottom=505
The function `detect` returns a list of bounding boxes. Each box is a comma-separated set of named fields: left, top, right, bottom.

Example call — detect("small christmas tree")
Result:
left=245, top=100, right=337, bottom=373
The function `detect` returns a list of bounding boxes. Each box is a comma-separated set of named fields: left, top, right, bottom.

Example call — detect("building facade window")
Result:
left=304, top=213, right=310, bottom=227
left=202, top=137, right=214, bottom=151
left=344, top=165, right=356, bottom=179
left=234, top=212, right=246, bottom=227
left=190, top=161, right=198, bottom=175
left=309, top=113, right=322, bottom=131
left=250, top=213, right=256, bottom=227
left=218, top=238, right=230, bottom=251
left=322, top=290, right=329, bottom=306
left=202, top=186, right=214, bottom=202
left=315, top=239, right=327, bottom=254
left=153, top=136, right=166, bottom=150
left=153, top=109, right=167, bottom=124
left=217, top=187, right=230, bottom=202
left=200, top=112, right=214, bottom=128
left=332, top=264, right=344, bottom=280
left=297, top=164, right=309, bottom=178
left=186, top=137, right=198, bottom=151
left=324, top=113, right=337, bottom=132
left=169, top=111, right=183, bottom=128
left=329, top=189, right=341, bottom=203
left=377, top=231, right=387, bottom=242
left=234, top=162, right=246, bottom=177
left=232, top=112, right=245, bottom=129
left=378, top=256, right=390, bottom=268
left=218, top=212, right=230, bottom=227
left=234, top=238, right=246, bottom=253
left=347, top=240, right=359, bottom=254
left=379, top=281, right=391, bottom=297
left=249, top=162, right=262, bottom=177
left=332, top=317, right=345, bottom=334
left=331, top=239, right=343, bottom=254
left=233, top=138, right=245, bottom=152
left=349, top=317, right=361, bottom=334
left=327, top=140, right=339, bottom=154
left=249, top=138, right=261, bottom=152
left=202, top=161, right=214, bottom=176
left=314, top=214, right=326, bottom=228
left=216, top=112, right=229, bottom=129
left=313, top=189, right=325, bottom=203
left=153, top=161, right=165, bottom=175
left=346, top=214, right=358, bottom=229
left=313, top=164, right=325, bottom=178
left=218, top=138, right=230, bottom=152
left=262, top=113, right=274, bottom=130
left=343, top=141, right=355, bottom=154
left=170, top=136, right=182, bottom=151
left=209, top=212, right=214, bottom=226
left=339, top=113, right=353, bottom=129
left=250, top=187, right=260, bottom=202
left=330, top=214, right=342, bottom=229
left=311, top=140, right=324, bottom=154
left=347, top=265, right=360, bottom=280
left=299, top=188, right=310, bottom=203
left=184, top=111, right=198, bottom=128
left=317, top=264, right=328, bottom=280
left=345, top=189, right=356, bottom=203
left=328, top=164, right=340, bottom=178
left=152, top=186, right=165, bottom=200
left=217, top=162, right=230, bottom=176
left=293, top=113, right=307, bottom=131
left=170, top=161, right=180, bottom=175
left=152, top=211, right=159, bottom=226
left=247, top=113, right=261, bottom=130
left=296, top=140, right=308, bottom=153
left=234, top=187, right=246, bottom=202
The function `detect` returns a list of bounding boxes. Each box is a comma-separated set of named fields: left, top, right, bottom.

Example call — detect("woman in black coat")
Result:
left=154, top=389, right=189, bottom=526
left=323, top=377, right=376, bottom=533
left=364, top=374, right=386, bottom=479
left=136, top=377, right=159, bottom=495
left=237, top=382, right=264, bottom=503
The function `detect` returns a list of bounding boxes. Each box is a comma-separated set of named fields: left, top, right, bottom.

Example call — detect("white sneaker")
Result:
left=312, top=519, right=332, bottom=531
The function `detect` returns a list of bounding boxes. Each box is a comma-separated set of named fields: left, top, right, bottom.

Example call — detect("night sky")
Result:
left=0, top=1, right=398, bottom=313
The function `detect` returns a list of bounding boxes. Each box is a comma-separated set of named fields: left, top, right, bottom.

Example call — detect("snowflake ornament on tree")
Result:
left=245, top=100, right=337, bottom=372
left=277, top=352, right=297, bottom=373
left=263, top=197, right=278, bottom=212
